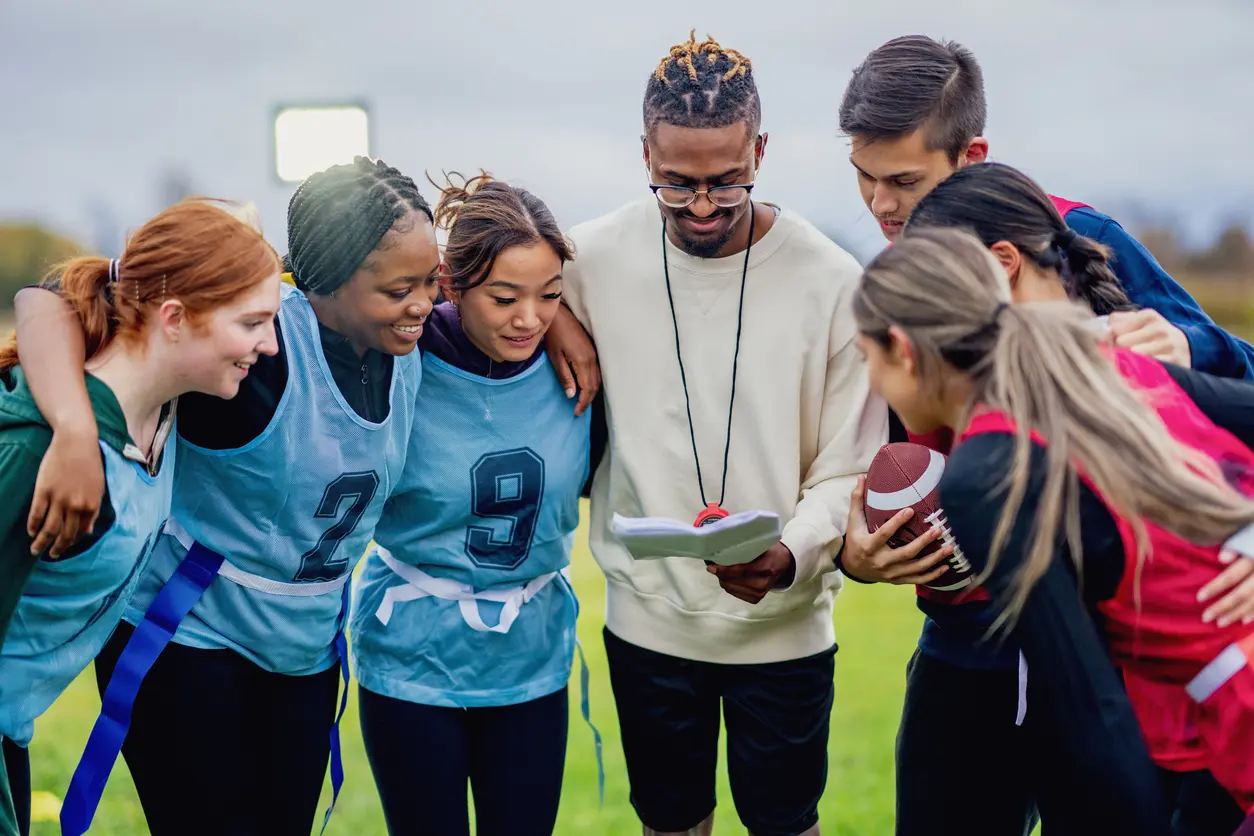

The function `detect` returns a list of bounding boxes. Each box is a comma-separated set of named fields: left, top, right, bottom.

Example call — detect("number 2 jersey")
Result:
left=122, top=284, right=422, bottom=675
left=351, top=352, right=590, bottom=708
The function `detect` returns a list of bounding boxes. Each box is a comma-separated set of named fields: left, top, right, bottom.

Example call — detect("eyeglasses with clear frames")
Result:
left=649, top=183, right=755, bottom=209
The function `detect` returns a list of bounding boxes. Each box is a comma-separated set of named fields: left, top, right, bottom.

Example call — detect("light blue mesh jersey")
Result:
left=0, top=437, right=176, bottom=746
left=351, top=352, right=590, bottom=708
left=123, top=284, right=422, bottom=675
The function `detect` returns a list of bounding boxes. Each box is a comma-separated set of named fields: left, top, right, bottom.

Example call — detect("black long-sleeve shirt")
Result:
left=936, top=362, right=1254, bottom=834
left=176, top=318, right=396, bottom=448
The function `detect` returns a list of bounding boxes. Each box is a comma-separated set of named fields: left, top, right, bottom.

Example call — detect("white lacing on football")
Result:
left=924, top=508, right=971, bottom=575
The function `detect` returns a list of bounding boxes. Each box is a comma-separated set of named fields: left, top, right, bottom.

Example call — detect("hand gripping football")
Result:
left=863, top=443, right=973, bottom=592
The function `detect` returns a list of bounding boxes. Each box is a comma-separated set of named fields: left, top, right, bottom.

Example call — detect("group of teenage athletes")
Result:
left=1, top=28, right=1253, bottom=836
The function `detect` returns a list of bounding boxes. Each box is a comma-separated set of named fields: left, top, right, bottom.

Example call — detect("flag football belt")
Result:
left=373, top=547, right=605, bottom=808
left=60, top=518, right=352, bottom=836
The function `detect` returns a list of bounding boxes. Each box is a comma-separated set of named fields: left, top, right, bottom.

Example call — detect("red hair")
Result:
left=0, top=199, right=280, bottom=373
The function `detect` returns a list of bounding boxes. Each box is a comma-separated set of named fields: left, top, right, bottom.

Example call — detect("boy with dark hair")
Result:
left=839, top=35, right=1254, bottom=381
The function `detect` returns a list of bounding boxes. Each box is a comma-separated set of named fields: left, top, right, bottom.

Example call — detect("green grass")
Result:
left=24, top=504, right=923, bottom=835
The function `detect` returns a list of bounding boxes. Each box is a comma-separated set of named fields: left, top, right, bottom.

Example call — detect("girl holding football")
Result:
left=847, top=161, right=1254, bottom=836
left=854, top=226, right=1254, bottom=835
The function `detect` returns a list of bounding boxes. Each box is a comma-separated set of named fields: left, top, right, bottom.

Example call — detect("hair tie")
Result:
left=939, top=302, right=1009, bottom=371
left=108, top=258, right=120, bottom=283
left=1053, top=228, right=1078, bottom=252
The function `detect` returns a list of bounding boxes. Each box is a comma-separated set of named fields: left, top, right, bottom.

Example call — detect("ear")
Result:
left=440, top=279, right=462, bottom=308
left=887, top=325, right=917, bottom=376
left=641, top=135, right=652, bottom=172
left=158, top=299, right=187, bottom=341
left=988, top=241, right=1024, bottom=290
left=754, top=132, right=768, bottom=170
left=961, top=136, right=989, bottom=167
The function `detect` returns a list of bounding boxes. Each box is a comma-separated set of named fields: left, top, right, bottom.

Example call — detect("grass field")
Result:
left=24, top=504, right=925, bottom=835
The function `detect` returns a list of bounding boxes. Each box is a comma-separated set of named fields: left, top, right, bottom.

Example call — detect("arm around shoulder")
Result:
left=1161, top=362, right=1254, bottom=449
left=13, top=287, right=94, bottom=434
left=1084, top=215, right=1254, bottom=379
left=12, top=287, right=107, bottom=557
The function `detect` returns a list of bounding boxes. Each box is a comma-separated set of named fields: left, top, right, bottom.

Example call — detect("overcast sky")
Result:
left=2, top=0, right=1251, bottom=263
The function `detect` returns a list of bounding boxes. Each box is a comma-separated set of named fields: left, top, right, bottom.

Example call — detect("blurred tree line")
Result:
left=0, top=169, right=199, bottom=322
left=1137, top=224, right=1254, bottom=340
left=1, top=215, right=1250, bottom=335
left=0, top=224, right=87, bottom=315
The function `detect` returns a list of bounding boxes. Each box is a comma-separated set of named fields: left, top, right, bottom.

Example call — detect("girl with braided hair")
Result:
left=855, top=227, right=1254, bottom=835
left=12, top=156, right=441, bottom=836
left=0, top=199, right=281, bottom=836
left=350, top=170, right=596, bottom=835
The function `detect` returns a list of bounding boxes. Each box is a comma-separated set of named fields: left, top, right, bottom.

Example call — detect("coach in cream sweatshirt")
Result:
left=563, top=197, right=886, bottom=666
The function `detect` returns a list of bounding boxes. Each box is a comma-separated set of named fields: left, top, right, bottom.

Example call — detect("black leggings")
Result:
left=896, top=649, right=1245, bottom=836
left=358, top=685, right=569, bottom=836
left=2, top=738, right=29, bottom=836
left=94, top=621, right=340, bottom=836
left=895, top=649, right=1037, bottom=836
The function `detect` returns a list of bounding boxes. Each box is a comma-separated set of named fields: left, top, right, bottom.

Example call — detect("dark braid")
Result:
left=1038, top=232, right=1133, bottom=317
left=643, top=30, right=761, bottom=135
left=284, top=156, right=433, bottom=296
left=905, top=163, right=1134, bottom=316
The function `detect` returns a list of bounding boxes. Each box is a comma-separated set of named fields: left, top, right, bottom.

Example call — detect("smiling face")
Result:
left=321, top=213, right=442, bottom=356
left=644, top=121, right=764, bottom=258
left=173, top=270, right=283, bottom=398
left=446, top=242, right=564, bottom=364
left=850, top=129, right=988, bottom=242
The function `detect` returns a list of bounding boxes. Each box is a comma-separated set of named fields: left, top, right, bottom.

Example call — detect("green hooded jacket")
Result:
left=0, top=366, right=172, bottom=836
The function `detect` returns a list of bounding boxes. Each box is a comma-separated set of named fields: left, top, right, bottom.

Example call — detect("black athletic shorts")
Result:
left=603, top=627, right=836, bottom=836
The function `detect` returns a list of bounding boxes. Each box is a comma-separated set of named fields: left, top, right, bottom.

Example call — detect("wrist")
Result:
left=773, top=546, right=797, bottom=589
left=49, top=409, right=98, bottom=439
left=835, top=541, right=876, bottom=584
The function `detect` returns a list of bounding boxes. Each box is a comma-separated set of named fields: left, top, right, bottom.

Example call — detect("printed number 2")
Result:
left=466, top=449, right=545, bottom=570
left=295, top=472, right=380, bottom=582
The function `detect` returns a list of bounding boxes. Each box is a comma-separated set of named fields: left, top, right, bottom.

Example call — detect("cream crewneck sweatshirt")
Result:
left=563, top=198, right=888, bottom=664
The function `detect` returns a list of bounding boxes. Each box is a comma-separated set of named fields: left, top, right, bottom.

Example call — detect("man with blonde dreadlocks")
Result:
left=549, top=31, right=885, bottom=836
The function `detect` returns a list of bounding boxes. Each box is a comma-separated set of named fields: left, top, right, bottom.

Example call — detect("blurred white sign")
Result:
left=273, top=105, right=371, bottom=184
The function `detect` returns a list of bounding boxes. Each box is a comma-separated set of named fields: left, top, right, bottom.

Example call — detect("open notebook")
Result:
left=610, top=510, right=782, bottom=566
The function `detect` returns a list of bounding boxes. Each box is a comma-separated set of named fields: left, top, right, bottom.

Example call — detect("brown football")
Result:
left=863, top=442, right=973, bottom=591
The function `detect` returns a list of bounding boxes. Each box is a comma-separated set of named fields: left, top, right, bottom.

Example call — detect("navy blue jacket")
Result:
left=1064, top=204, right=1254, bottom=380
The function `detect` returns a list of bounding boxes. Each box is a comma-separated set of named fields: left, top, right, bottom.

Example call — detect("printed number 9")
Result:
left=466, top=449, right=545, bottom=570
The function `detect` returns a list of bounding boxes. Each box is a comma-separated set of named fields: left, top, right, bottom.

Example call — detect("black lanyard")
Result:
left=661, top=206, right=755, bottom=524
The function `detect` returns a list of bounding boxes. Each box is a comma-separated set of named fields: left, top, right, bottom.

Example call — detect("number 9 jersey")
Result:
left=121, top=284, right=422, bottom=675
left=351, top=352, right=591, bottom=708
